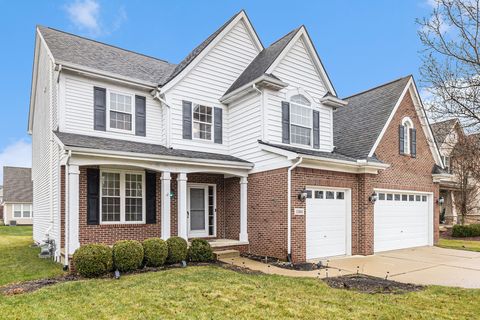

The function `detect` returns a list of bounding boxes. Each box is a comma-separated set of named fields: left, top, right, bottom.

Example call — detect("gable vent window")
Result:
left=193, top=104, right=213, bottom=140
left=109, top=92, right=133, bottom=132
left=290, top=94, right=312, bottom=146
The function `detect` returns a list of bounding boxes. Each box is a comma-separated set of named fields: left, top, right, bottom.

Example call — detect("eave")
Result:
left=220, top=74, right=288, bottom=104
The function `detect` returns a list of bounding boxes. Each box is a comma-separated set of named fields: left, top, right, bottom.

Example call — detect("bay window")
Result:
left=100, top=170, right=145, bottom=224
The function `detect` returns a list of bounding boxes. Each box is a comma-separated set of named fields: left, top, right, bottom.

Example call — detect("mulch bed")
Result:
left=323, top=274, right=424, bottom=294
left=241, top=253, right=325, bottom=271
left=440, top=228, right=480, bottom=241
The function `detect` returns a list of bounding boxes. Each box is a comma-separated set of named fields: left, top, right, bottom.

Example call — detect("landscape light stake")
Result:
left=114, top=270, right=120, bottom=280
left=385, top=271, right=389, bottom=280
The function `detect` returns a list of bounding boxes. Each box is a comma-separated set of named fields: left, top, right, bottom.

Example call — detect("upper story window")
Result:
left=290, top=94, right=312, bottom=146
left=109, top=92, right=133, bottom=132
left=442, top=155, right=451, bottom=173
left=399, top=117, right=416, bottom=157
left=193, top=104, right=213, bottom=140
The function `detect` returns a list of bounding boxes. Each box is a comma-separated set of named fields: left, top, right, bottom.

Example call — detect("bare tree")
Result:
left=418, top=0, right=480, bottom=131
left=450, top=134, right=480, bottom=224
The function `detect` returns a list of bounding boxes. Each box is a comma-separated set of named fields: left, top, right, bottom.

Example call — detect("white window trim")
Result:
left=99, top=169, right=146, bottom=225
left=192, top=103, right=214, bottom=142
left=106, top=89, right=136, bottom=135
left=401, top=117, right=414, bottom=155
left=187, top=183, right=216, bottom=238
left=289, top=95, right=314, bottom=148
left=13, top=204, right=32, bottom=219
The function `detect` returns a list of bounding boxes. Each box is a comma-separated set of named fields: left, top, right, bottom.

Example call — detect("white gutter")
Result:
left=287, top=157, right=303, bottom=259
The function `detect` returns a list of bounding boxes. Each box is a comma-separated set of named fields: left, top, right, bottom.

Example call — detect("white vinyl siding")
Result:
left=167, top=20, right=260, bottom=154
left=61, top=74, right=165, bottom=145
left=265, top=37, right=333, bottom=152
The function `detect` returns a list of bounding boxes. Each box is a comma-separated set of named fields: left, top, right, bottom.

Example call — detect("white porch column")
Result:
left=177, top=173, right=188, bottom=240
left=161, top=172, right=171, bottom=240
left=68, top=165, right=80, bottom=255
left=239, top=176, right=248, bottom=242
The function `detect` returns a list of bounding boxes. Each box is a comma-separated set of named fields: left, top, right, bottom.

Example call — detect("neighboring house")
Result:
left=2, top=167, right=33, bottom=226
left=29, top=10, right=446, bottom=266
left=0, top=185, right=3, bottom=222
left=432, top=119, right=480, bottom=224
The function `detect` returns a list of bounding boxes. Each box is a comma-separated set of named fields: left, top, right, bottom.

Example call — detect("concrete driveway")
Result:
left=325, top=246, right=480, bottom=288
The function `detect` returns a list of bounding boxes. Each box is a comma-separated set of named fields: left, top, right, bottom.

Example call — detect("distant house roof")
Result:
left=224, top=27, right=300, bottom=95
left=431, top=119, right=459, bottom=146
left=54, top=131, right=251, bottom=165
left=3, top=167, right=32, bottom=203
left=333, top=76, right=411, bottom=159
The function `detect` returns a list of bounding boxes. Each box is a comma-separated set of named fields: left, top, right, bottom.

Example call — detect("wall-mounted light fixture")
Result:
left=369, top=192, right=378, bottom=203
left=437, top=197, right=445, bottom=205
left=298, top=189, right=308, bottom=201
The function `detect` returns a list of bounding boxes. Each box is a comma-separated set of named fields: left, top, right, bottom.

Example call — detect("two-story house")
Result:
left=29, top=11, right=446, bottom=266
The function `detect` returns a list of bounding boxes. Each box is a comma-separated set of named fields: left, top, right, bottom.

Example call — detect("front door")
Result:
left=188, top=186, right=209, bottom=237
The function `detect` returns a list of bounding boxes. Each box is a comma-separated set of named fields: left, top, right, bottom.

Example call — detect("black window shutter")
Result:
left=399, top=125, right=405, bottom=154
left=87, top=168, right=100, bottom=225
left=282, top=101, right=290, bottom=144
left=410, top=128, right=417, bottom=158
left=313, top=110, right=320, bottom=149
left=135, top=95, right=146, bottom=136
left=93, top=87, right=106, bottom=131
left=145, top=171, right=156, bottom=224
left=182, top=101, right=192, bottom=139
left=214, top=107, right=223, bottom=144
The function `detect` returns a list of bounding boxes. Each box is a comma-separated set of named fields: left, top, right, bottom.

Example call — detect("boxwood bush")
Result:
left=188, top=239, right=213, bottom=262
left=113, top=240, right=144, bottom=272
left=166, top=236, right=188, bottom=264
left=452, top=224, right=480, bottom=237
left=142, top=238, right=168, bottom=267
left=73, top=244, right=113, bottom=278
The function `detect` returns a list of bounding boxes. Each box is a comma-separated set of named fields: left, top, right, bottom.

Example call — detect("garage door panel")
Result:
left=374, top=191, right=430, bottom=253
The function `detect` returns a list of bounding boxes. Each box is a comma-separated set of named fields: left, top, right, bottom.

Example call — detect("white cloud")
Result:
left=0, top=140, right=32, bottom=184
left=65, top=0, right=127, bottom=37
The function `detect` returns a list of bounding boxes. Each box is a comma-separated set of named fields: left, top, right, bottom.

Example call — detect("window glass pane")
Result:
left=23, top=205, right=31, bottom=218
left=291, top=125, right=311, bottom=145
left=409, top=195, right=415, bottom=201
left=13, top=204, right=22, bottom=218
left=314, top=191, right=323, bottom=199
left=336, top=192, right=345, bottom=200
left=110, top=111, right=132, bottom=131
left=208, top=186, right=215, bottom=236
left=416, top=195, right=421, bottom=202
left=193, top=105, right=213, bottom=140
left=306, top=190, right=312, bottom=199
left=101, top=172, right=121, bottom=222
left=402, top=194, right=408, bottom=201
left=379, top=193, right=385, bottom=201
left=387, top=194, right=393, bottom=201
left=394, top=194, right=401, bottom=201
left=422, top=195, right=427, bottom=202
left=326, top=191, right=335, bottom=199
left=110, top=93, right=133, bottom=131
left=291, top=94, right=311, bottom=106
left=291, top=104, right=312, bottom=127
left=125, top=174, right=143, bottom=222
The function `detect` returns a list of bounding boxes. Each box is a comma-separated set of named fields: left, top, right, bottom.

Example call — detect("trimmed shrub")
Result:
left=166, top=237, right=188, bottom=264
left=113, top=240, right=144, bottom=272
left=188, top=239, right=213, bottom=262
left=73, top=244, right=113, bottom=278
left=452, top=224, right=480, bottom=238
left=142, top=238, right=168, bottom=267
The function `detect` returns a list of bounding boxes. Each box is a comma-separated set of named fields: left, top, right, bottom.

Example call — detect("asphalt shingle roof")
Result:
left=3, top=167, right=32, bottom=203
left=431, top=119, right=459, bottom=146
left=38, top=26, right=177, bottom=85
left=224, top=27, right=300, bottom=95
left=55, top=131, right=251, bottom=164
left=333, top=76, right=411, bottom=159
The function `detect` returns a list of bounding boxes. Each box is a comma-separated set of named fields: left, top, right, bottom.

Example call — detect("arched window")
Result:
left=290, top=94, right=312, bottom=146
left=400, top=117, right=416, bottom=157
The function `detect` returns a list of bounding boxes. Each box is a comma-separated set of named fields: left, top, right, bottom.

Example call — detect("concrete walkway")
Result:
left=220, top=246, right=480, bottom=288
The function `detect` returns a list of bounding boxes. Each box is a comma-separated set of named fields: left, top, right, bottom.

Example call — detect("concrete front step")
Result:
left=213, top=249, right=240, bottom=260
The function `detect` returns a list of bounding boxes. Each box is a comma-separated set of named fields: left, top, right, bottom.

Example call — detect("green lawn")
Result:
left=437, top=238, right=480, bottom=252
left=0, top=226, right=64, bottom=286
left=0, top=227, right=479, bottom=319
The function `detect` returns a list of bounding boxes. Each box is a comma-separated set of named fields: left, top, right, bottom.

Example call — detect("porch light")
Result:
left=437, top=197, right=445, bottom=205
left=298, top=189, right=308, bottom=201
left=369, top=193, right=378, bottom=203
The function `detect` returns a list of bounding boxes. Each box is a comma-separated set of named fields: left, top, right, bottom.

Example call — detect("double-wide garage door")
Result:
left=306, top=189, right=350, bottom=260
left=374, top=191, right=431, bottom=253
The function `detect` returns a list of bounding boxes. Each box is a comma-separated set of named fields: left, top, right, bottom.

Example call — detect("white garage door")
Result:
left=374, top=191, right=431, bottom=252
left=306, top=189, right=350, bottom=260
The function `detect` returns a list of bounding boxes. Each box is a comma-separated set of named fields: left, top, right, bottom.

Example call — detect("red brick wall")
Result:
left=224, top=177, right=240, bottom=240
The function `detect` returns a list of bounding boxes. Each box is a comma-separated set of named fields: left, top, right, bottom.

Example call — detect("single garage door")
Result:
left=374, top=191, right=431, bottom=252
left=306, top=189, right=350, bottom=260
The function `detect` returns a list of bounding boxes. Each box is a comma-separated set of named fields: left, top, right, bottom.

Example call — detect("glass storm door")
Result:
left=188, top=187, right=208, bottom=237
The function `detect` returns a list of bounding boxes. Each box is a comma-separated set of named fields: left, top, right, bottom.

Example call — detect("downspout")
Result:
left=64, top=150, right=72, bottom=269
left=252, top=84, right=264, bottom=140
left=152, top=88, right=172, bottom=148
left=287, top=157, right=303, bottom=262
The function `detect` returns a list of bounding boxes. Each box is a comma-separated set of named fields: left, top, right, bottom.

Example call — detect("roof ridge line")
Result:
left=268, top=26, right=301, bottom=47
left=343, top=75, right=412, bottom=100
left=37, top=25, right=174, bottom=65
